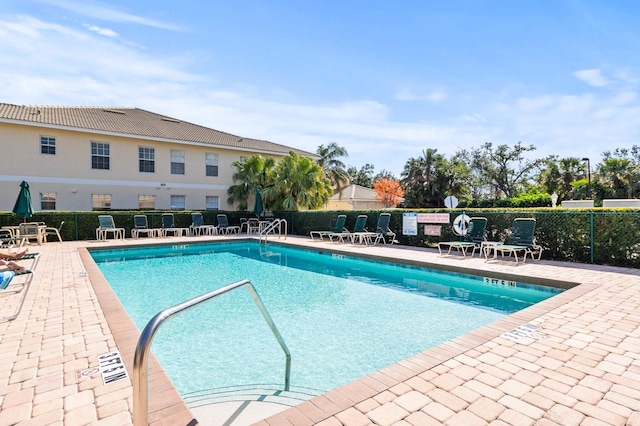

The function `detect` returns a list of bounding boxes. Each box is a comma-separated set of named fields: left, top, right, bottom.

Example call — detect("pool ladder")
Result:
left=132, top=279, right=291, bottom=426
left=259, top=218, right=287, bottom=244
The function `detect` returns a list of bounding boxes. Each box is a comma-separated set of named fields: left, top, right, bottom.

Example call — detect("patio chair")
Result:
left=161, top=213, right=189, bottom=237
left=437, top=217, right=487, bottom=257
left=216, top=214, right=240, bottom=234
left=327, top=215, right=369, bottom=243
left=310, top=215, right=347, bottom=240
left=191, top=213, right=217, bottom=236
left=131, top=215, right=157, bottom=239
left=19, top=222, right=45, bottom=245
left=486, top=218, right=542, bottom=264
left=96, top=215, right=125, bottom=241
left=44, top=221, right=64, bottom=243
left=360, top=213, right=397, bottom=245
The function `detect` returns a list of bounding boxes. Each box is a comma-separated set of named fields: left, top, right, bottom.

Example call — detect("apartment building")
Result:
left=0, top=103, right=315, bottom=211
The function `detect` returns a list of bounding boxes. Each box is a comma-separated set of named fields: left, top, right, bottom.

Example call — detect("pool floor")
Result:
left=93, top=242, right=559, bottom=399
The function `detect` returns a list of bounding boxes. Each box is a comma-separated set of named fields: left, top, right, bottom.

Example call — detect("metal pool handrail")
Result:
left=259, top=218, right=287, bottom=243
left=132, top=279, right=291, bottom=426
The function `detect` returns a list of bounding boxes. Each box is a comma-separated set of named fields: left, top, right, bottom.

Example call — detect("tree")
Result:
left=227, top=155, right=276, bottom=210
left=539, top=156, right=585, bottom=200
left=401, top=149, right=453, bottom=207
left=347, top=163, right=375, bottom=188
left=373, top=178, right=405, bottom=208
left=266, top=152, right=333, bottom=210
left=373, top=169, right=396, bottom=182
left=596, top=157, right=636, bottom=199
left=597, top=146, right=640, bottom=200
left=316, top=142, right=350, bottom=192
left=463, top=142, right=547, bottom=198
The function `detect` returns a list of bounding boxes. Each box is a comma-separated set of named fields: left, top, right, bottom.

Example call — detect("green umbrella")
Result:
left=253, top=188, right=264, bottom=218
left=13, top=181, right=34, bottom=222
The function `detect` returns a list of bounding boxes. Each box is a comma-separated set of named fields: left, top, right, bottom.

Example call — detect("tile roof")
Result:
left=0, top=103, right=316, bottom=157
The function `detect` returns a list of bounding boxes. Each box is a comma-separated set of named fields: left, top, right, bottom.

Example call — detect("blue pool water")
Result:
left=91, top=242, right=562, bottom=396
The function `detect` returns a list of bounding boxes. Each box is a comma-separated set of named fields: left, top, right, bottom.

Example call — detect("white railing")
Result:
left=259, top=218, right=287, bottom=243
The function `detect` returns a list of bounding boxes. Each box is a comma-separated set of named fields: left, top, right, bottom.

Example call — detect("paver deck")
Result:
left=1, top=235, right=639, bottom=426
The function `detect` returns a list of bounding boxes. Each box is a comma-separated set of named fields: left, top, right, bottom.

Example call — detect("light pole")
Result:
left=581, top=157, right=591, bottom=199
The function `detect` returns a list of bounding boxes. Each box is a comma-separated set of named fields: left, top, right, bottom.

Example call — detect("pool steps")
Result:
left=184, top=384, right=320, bottom=408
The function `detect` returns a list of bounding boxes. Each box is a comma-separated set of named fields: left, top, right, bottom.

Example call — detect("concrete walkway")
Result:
left=1, top=235, right=639, bottom=425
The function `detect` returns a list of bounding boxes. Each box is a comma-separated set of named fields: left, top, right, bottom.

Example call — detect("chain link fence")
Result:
left=287, top=209, right=640, bottom=268
left=3, top=209, right=639, bottom=268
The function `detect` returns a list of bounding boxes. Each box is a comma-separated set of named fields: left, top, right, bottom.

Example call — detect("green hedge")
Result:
left=3, top=208, right=640, bottom=268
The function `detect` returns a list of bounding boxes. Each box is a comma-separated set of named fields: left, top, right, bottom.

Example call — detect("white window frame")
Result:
left=40, top=136, right=56, bottom=155
left=91, top=141, right=110, bottom=170
left=138, top=195, right=156, bottom=209
left=206, top=196, right=219, bottom=210
left=170, top=195, right=186, bottom=210
left=139, top=146, right=155, bottom=173
left=171, top=149, right=185, bottom=175
left=40, top=192, right=56, bottom=210
left=205, top=153, right=219, bottom=177
left=92, top=194, right=112, bottom=210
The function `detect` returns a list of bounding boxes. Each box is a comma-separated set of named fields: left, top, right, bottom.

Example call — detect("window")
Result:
left=206, top=196, right=219, bottom=210
left=40, top=193, right=56, bottom=210
left=170, top=195, right=185, bottom=210
left=138, top=195, right=156, bottom=209
left=170, top=149, right=185, bottom=175
left=205, top=153, right=218, bottom=177
left=139, top=147, right=155, bottom=173
left=40, top=136, right=56, bottom=155
left=92, top=194, right=112, bottom=210
left=91, top=142, right=110, bottom=170
left=239, top=156, right=246, bottom=163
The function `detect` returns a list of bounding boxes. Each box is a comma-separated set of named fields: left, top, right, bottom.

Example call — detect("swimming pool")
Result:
left=91, top=241, right=562, bottom=399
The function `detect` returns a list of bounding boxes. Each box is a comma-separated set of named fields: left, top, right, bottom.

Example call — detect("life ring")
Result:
left=452, top=214, right=470, bottom=236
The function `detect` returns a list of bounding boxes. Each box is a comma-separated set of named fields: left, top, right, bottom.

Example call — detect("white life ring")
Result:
left=452, top=214, right=470, bottom=236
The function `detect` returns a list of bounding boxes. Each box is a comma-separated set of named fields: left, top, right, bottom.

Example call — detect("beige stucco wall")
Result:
left=325, top=200, right=385, bottom=210
left=0, top=122, right=282, bottom=211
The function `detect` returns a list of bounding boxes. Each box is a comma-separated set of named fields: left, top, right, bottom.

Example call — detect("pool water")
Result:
left=92, top=242, right=562, bottom=396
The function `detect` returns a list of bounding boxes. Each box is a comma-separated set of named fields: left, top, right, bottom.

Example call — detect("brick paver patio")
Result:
left=1, top=235, right=639, bottom=425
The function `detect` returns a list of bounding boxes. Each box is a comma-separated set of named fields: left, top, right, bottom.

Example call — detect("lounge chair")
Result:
left=0, top=229, right=25, bottom=248
left=191, top=213, right=217, bottom=236
left=216, top=214, right=240, bottom=234
left=0, top=253, right=38, bottom=323
left=437, top=217, right=487, bottom=257
left=485, top=218, right=542, bottom=264
left=310, top=215, right=347, bottom=240
left=96, top=215, right=125, bottom=241
left=327, top=214, right=369, bottom=243
left=131, top=215, right=157, bottom=239
left=360, top=213, right=397, bottom=245
left=161, top=213, right=189, bottom=237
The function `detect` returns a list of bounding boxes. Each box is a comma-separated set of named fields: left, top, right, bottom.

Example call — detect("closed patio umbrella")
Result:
left=12, top=181, right=34, bottom=222
left=253, top=188, right=264, bottom=218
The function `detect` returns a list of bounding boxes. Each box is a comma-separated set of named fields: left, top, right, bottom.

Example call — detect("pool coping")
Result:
left=78, top=236, right=603, bottom=425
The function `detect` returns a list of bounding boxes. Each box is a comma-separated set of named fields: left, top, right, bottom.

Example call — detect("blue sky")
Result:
left=2, top=0, right=639, bottom=176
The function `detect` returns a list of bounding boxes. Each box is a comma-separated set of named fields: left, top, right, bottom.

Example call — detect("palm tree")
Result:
left=267, top=152, right=333, bottom=210
left=316, top=142, right=350, bottom=193
left=597, top=158, right=635, bottom=199
left=227, top=155, right=276, bottom=210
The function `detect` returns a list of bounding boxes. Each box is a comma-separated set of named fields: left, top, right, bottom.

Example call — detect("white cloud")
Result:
left=83, top=24, right=118, bottom=38
left=394, top=88, right=448, bottom=103
left=573, top=68, right=609, bottom=87
left=34, top=0, right=183, bottom=31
